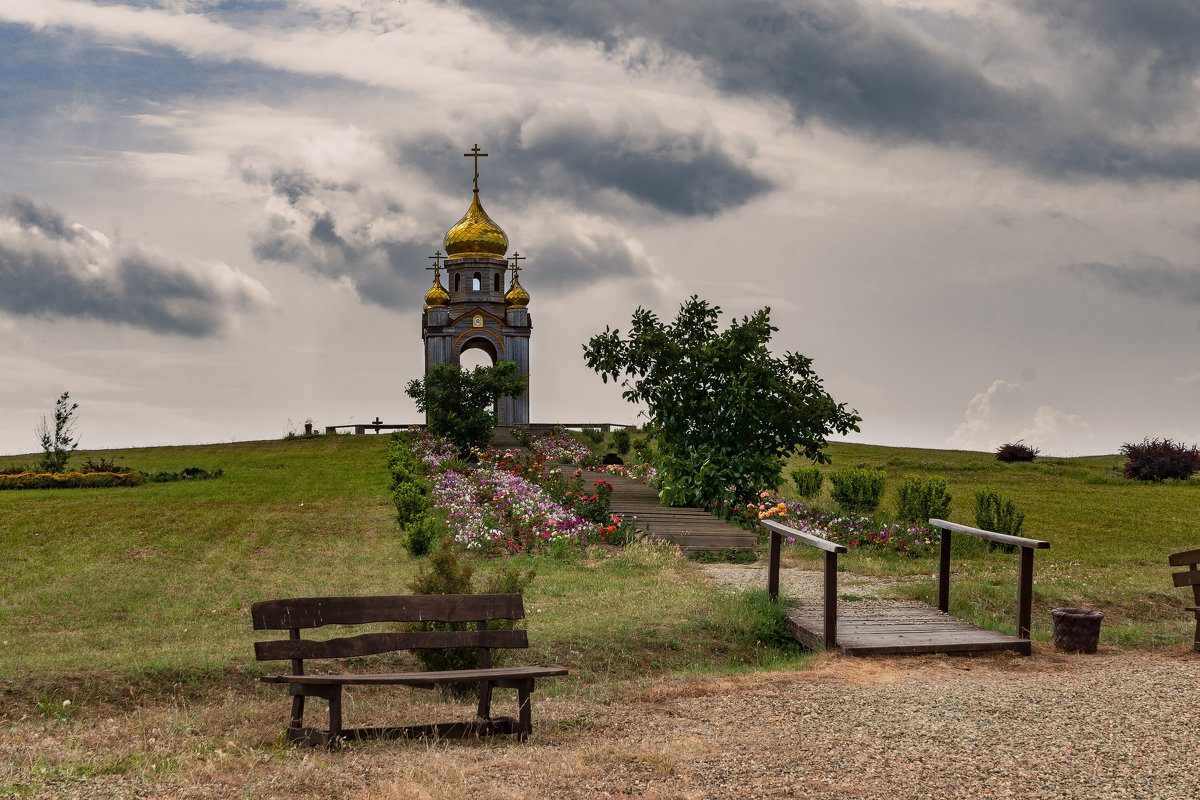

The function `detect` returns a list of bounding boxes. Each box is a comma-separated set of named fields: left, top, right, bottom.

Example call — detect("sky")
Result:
left=1, top=0, right=1198, bottom=458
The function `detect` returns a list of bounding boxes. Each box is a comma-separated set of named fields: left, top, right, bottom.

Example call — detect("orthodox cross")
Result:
left=427, top=250, right=443, bottom=278
left=463, top=144, right=487, bottom=190
left=508, top=252, right=525, bottom=286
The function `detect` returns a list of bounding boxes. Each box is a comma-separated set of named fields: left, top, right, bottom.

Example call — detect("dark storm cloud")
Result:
left=397, top=113, right=770, bottom=218
left=0, top=194, right=268, bottom=336
left=1027, top=0, right=1200, bottom=88
left=1068, top=259, right=1200, bottom=304
left=456, top=0, right=1200, bottom=181
left=240, top=155, right=433, bottom=309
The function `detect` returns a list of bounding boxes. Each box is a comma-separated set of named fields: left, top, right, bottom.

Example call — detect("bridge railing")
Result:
left=928, top=519, right=1050, bottom=639
left=759, top=519, right=846, bottom=651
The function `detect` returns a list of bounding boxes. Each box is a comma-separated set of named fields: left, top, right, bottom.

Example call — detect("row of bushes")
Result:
left=386, top=433, right=438, bottom=556
left=787, top=465, right=1025, bottom=540
left=0, top=470, right=145, bottom=490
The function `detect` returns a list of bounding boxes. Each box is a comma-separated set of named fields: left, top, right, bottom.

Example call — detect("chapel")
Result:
left=420, top=146, right=531, bottom=425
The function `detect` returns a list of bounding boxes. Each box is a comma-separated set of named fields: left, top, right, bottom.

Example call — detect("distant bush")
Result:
left=973, top=488, right=1025, bottom=552
left=580, top=426, right=605, bottom=446
left=1120, top=437, right=1200, bottom=482
left=145, top=466, right=223, bottom=483
left=0, top=464, right=30, bottom=476
left=386, top=433, right=431, bottom=534
left=631, top=436, right=656, bottom=466
left=995, top=441, right=1039, bottom=463
left=895, top=475, right=952, bottom=523
left=828, top=467, right=885, bottom=514
left=0, top=470, right=143, bottom=490
left=79, top=456, right=134, bottom=474
left=610, top=427, right=632, bottom=457
left=789, top=466, right=824, bottom=500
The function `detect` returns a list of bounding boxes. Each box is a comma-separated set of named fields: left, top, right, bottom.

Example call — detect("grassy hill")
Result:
left=2, top=435, right=1197, bottom=701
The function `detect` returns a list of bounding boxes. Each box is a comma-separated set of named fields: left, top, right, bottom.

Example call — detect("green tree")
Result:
left=405, top=362, right=528, bottom=452
left=583, top=297, right=860, bottom=507
left=35, top=391, right=79, bottom=474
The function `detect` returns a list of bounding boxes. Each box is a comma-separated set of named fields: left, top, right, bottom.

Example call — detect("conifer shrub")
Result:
left=610, top=427, right=632, bottom=457
left=828, top=467, right=885, bottom=514
left=789, top=466, right=823, bottom=500
left=973, top=487, right=1025, bottom=552
left=405, top=543, right=536, bottom=691
left=1120, top=437, right=1200, bottom=482
left=995, top=441, right=1039, bottom=463
left=386, top=432, right=432, bottom=535
left=895, top=475, right=952, bottom=523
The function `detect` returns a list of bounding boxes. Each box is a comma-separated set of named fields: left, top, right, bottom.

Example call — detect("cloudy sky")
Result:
left=2, top=0, right=1198, bottom=458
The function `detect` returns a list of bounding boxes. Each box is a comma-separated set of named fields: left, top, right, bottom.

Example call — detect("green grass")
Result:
left=782, top=442, right=1200, bottom=646
left=0, top=435, right=807, bottom=705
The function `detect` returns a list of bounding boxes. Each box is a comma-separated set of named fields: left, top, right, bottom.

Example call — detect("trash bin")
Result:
left=1051, top=607, right=1104, bottom=653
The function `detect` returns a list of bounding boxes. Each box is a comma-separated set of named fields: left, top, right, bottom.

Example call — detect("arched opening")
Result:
left=454, top=273, right=460, bottom=292
left=458, top=338, right=501, bottom=423
left=494, top=273, right=501, bottom=291
left=472, top=272, right=482, bottom=291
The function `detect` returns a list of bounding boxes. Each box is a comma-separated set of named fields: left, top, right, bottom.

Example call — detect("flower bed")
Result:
left=717, top=491, right=938, bottom=555
left=410, top=431, right=621, bottom=554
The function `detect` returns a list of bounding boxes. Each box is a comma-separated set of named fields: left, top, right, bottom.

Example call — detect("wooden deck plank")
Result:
left=787, top=601, right=1031, bottom=656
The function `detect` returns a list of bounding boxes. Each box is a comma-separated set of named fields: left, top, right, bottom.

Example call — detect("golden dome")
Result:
left=424, top=274, right=450, bottom=308
left=505, top=275, right=530, bottom=308
left=443, top=189, right=508, bottom=261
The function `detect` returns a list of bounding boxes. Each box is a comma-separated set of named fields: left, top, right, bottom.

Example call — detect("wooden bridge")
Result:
left=761, top=519, right=1050, bottom=656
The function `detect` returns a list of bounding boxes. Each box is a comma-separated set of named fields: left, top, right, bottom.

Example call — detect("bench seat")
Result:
left=262, top=665, right=568, bottom=687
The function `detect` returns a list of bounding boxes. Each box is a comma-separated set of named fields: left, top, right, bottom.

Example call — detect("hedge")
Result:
left=0, top=470, right=145, bottom=490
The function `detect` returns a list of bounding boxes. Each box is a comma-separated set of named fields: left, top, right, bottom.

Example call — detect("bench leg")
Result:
left=290, top=694, right=305, bottom=729
left=516, top=679, right=533, bottom=741
left=477, top=680, right=493, bottom=720
left=328, top=685, right=343, bottom=740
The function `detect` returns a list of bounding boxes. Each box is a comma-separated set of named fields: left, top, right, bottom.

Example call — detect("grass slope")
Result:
left=0, top=436, right=804, bottom=702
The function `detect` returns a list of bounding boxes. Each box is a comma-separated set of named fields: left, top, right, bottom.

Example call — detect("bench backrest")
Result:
left=251, top=594, right=528, bottom=668
left=1170, top=549, right=1200, bottom=603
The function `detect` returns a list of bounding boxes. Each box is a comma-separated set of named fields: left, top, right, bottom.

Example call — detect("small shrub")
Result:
left=610, top=427, right=632, bottom=457
left=145, top=467, right=222, bottom=483
left=0, top=464, right=30, bottom=476
left=79, top=456, right=131, bottom=474
left=401, top=512, right=444, bottom=557
left=828, top=467, right=885, bottom=514
left=404, top=544, right=536, bottom=693
left=789, top=466, right=823, bottom=500
left=631, top=436, right=656, bottom=465
left=580, top=426, right=605, bottom=446
left=995, top=440, right=1039, bottom=463
left=895, top=475, right=952, bottom=523
left=1120, top=437, right=1200, bottom=482
left=0, top=470, right=144, bottom=490
left=973, top=487, right=1025, bottom=552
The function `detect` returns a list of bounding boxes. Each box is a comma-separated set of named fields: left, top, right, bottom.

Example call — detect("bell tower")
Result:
left=421, top=145, right=532, bottom=425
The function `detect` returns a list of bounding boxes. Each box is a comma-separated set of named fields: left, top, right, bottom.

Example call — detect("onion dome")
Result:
left=424, top=274, right=450, bottom=308
left=505, top=275, right=530, bottom=308
left=443, top=189, right=508, bottom=261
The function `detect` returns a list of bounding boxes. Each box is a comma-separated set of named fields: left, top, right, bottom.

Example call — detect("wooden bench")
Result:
left=251, top=593, right=568, bottom=746
left=1169, top=548, right=1200, bottom=652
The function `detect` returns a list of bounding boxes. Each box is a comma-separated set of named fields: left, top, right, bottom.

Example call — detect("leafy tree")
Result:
left=584, top=297, right=860, bottom=507
left=405, top=362, right=527, bottom=452
left=35, top=391, right=79, bottom=474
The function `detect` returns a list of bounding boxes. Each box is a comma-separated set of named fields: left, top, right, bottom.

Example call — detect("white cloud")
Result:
left=947, top=379, right=1094, bottom=455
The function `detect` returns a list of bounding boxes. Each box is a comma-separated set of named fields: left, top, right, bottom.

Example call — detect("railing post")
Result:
left=938, top=527, right=952, bottom=613
left=1017, top=545, right=1035, bottom=639
left=824, top=550, right=838, bottom=651
left=768, top=529, right=781, bottom=602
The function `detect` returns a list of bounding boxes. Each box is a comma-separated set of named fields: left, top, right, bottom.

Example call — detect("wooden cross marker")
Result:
left=463, top=144, right=487, bottom=190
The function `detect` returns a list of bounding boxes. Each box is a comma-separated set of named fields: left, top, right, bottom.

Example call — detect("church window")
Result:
left=454, top=273, right=460, bottom=292
left=472, top=272, right=481, bottom=291
left=494, top=273, right=501, bottom=291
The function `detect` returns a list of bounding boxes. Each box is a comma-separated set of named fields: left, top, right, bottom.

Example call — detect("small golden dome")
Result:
left=443, top=189, right=508, bottom=261
left=505, top=275, right=530, bottom=308
left=424, top=275, right=450, bottom=308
